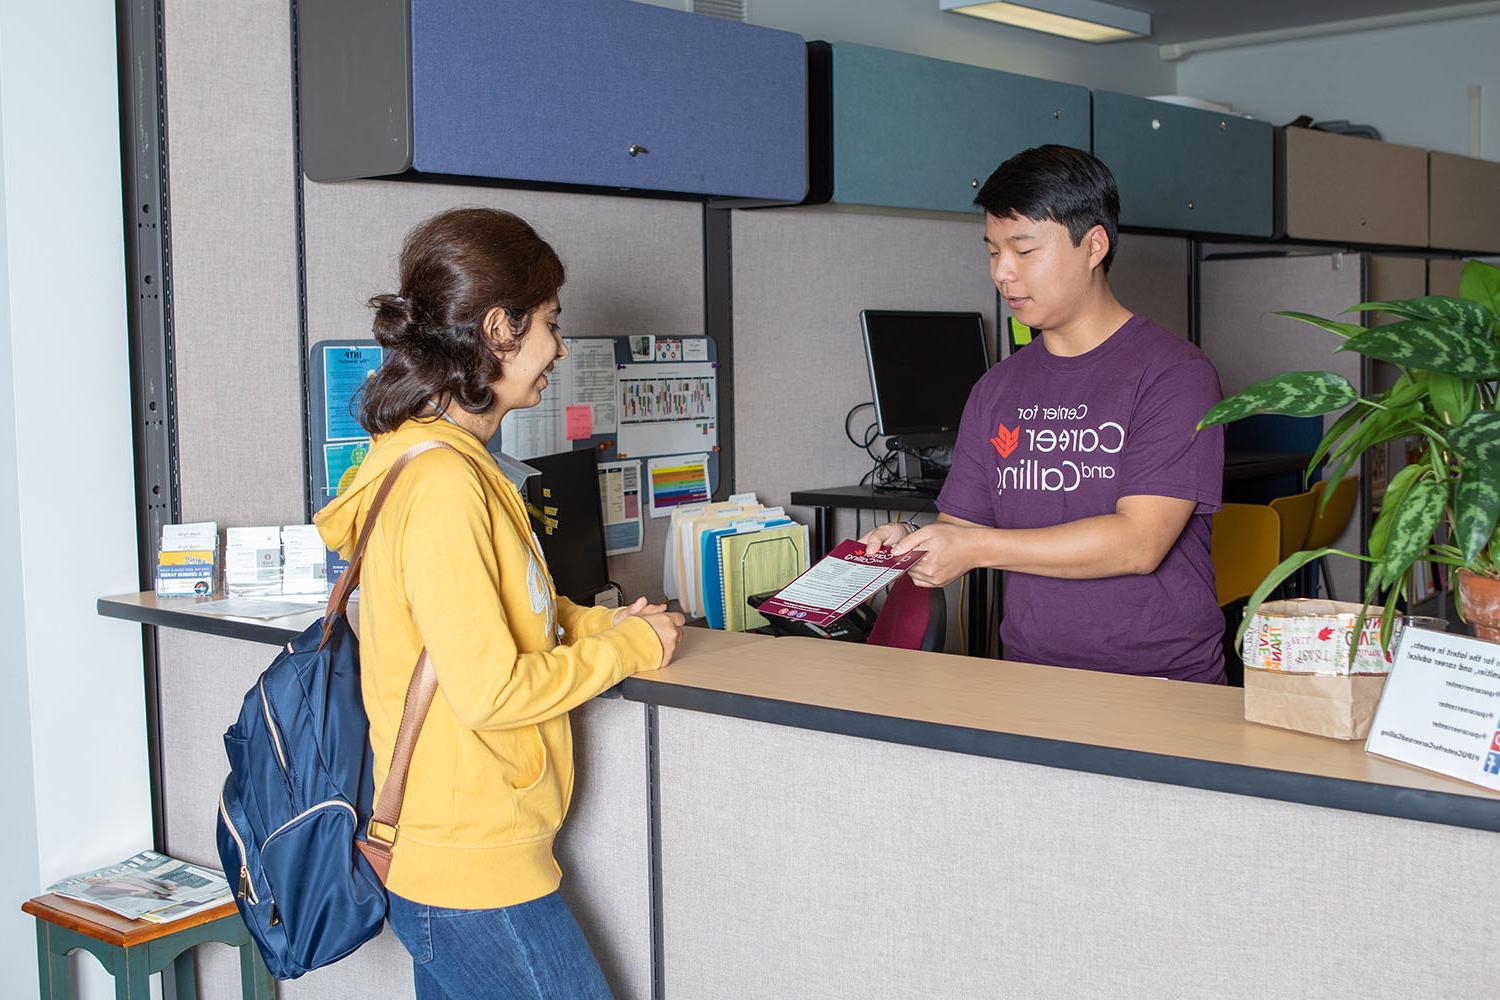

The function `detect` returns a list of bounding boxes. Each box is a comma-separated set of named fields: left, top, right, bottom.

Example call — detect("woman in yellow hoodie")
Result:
left=315, top=208, right=681, bottom=999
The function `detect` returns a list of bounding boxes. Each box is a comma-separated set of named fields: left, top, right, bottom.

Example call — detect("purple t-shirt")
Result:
left=937, top=314, right=1226, bottom=683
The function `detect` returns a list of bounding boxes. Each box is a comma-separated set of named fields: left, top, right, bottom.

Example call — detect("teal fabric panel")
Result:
left=829, top=43, right=1090, bottom=214
left=1092, top=91, right=1273, bottom=237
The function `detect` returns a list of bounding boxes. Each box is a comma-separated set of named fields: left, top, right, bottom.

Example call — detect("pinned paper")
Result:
left=617, top=362, right=718, bottom=459
left=565, top=405, right=593, bottom=441
left=323, top=345, right=382, bottom=441
left=628, top=335, right=655, bottom=361
left=648, top=454, right=711, bottom=518
left=598, top=459, right=644, bottom=554
left=684, top=338, right=710, bottom=362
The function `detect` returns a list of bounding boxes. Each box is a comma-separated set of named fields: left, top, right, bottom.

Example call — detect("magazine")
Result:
left=47, top=850, right=232, bottom=923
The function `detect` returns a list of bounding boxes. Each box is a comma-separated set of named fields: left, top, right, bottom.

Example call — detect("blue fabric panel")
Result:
left=829, top=43, right=1090, bottom=214
left=409, top=0, right=806, bottom=199
left=1093, top=91, right=1273, bottom=237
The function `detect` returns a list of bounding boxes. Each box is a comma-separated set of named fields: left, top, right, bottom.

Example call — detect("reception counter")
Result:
left=101, top=593, right=1500, bottom=998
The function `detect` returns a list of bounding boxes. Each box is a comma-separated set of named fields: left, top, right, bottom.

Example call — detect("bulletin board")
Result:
left=306, top=334, right=722, bottom=509
left=558, top=335, right=721, bottom=488
left=307, top=339, right=384, bottom=514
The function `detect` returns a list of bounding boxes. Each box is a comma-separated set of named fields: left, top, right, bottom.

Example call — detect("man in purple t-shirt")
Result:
left=861, top=146, right=1226, bottom=683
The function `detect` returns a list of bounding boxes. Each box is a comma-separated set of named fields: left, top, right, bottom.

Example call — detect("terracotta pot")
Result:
left=1457, top=569, right=1500, bottom=643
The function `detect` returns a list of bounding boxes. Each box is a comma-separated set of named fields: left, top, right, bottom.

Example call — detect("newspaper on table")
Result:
left=47, top=850, right=232, bottom=924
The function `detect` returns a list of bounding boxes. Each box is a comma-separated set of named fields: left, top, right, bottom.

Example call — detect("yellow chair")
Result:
left=1210, top=503, right=1282, bottom=607
left=1269, top=488, right=1318, bottom=596
left=1306, top=476, right=1358, bottom=599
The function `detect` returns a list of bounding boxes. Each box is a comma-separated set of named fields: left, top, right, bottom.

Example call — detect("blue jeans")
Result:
left=387, top=890, right=614, bottom=1000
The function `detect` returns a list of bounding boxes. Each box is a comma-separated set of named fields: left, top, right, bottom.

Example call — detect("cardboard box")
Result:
left=1241, top=599, right=1393, bottom=740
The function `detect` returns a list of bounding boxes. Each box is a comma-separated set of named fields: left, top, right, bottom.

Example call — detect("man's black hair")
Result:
left=974, top=145, right=1120, bottom=273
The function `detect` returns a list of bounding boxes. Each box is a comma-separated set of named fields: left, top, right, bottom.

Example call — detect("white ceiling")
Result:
left=1119, top=0, right=1496, bottom=44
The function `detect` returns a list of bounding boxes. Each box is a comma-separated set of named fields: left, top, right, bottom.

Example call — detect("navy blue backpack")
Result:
left=215, top=442, right=445, bottom=979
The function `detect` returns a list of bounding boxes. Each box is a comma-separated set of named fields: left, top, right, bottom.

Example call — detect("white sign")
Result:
left=1366, top=627, right=1500, bottom=791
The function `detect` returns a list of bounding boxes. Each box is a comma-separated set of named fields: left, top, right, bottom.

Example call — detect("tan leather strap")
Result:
left=358, top=647, right=439, bottom=882
left=315, top=438, right=452, bottom=884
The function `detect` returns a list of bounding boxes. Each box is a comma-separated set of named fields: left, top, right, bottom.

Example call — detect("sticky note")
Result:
left=565, top=405, right=593, bottom=441
left=1010, top=316, right=1033, bottom=346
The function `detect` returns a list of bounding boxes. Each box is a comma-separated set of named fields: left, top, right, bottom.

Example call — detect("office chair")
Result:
left=1306, top=476, right=1358, bottom=599
left=1211, top=502, right=1282, bottom=686
left=867, top=574, right=947, bottom=651
left=1269, top=487, right=1318, bottom=597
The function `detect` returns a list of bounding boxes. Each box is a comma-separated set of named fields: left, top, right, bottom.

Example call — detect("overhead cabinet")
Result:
left=1091, top=92, right=1273, bottom=237
left=297, top=0, right=808, bottom=201
left=1428, top=151, right=1500, bottom=253
left=1276, top=128, right=1428, bottom=246
left=807, top=42, right=1090, bottom=214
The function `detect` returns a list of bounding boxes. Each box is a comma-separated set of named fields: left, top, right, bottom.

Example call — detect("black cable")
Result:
left=844, top=402, right=875, bottom=449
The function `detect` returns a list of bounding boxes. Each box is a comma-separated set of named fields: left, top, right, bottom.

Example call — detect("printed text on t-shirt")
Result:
left=993, top=404, right=1125, bottom=496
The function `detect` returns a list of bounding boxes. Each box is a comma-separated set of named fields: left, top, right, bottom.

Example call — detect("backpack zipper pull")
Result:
left=237, top=866, right=251, bottom=901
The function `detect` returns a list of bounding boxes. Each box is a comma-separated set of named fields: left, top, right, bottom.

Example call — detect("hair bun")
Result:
left=369, top=292, right=417, bottom=344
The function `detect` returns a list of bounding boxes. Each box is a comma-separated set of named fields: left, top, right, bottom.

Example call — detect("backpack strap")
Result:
left=318, top=438, right=452, bottom=884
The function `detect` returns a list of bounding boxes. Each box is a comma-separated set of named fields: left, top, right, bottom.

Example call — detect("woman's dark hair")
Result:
left=359, top=207, right=565, bottom=434
left=973, top=145, right=1120, bottom=273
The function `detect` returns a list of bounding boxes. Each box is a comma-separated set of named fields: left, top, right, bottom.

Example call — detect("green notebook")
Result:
left=719, top=523, right=809, bottom=632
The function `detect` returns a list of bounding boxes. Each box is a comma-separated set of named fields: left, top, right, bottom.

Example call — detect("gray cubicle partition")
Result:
left=1197, top=251, right=1366, bottom=600
left=652, top=705, right=1499, bottom=999
left=158, top=624, right=654, bottom=999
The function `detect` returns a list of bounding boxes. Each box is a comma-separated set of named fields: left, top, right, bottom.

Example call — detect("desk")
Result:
left=1224, top=449, right=1312, bottom=481
left=100, top=595, right=1500, bottom=998
left=792, top=451, right=1312, bottom=657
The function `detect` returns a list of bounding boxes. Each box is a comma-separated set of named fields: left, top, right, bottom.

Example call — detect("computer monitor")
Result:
left=524, top=448, right=610, bottom=605
left=861, top=310, right=990, bottom=443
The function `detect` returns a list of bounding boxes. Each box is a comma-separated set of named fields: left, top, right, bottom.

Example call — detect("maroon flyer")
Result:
left=756, top=538, right=926, bottom=627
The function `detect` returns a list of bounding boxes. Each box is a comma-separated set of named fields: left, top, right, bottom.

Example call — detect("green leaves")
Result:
left=1452, top=411, right=1500, bottom=563
left=1348, top=295, right=1493, bottom=330
left=1456, top=473, right=1500, bottom=566
left=1338, top=317, right=1500, bottom=379
left=1197, top=371, right=1357, bottom=430
left=1213, top=286, right=1499, bottom=586
left=1427, top=373, right=1470, bottom=425
left=1378, top=476, right=1444, bottom=589
left=1235, top=547, right=1373, bottom=650
left=1277, top=311, right=1365, bottom=340
left=1450, top=411, right=1500, bottom=468
left=1368, top=463, right=1425, bottom=561
left=1459, top=261, right=1500, bottom=321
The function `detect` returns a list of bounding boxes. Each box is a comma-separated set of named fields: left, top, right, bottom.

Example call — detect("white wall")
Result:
left=1176, top=12, right=1500, bottom=159
left=639, top=0, right=1176, bottom=95
left=0, top=1, right=152, bottom=997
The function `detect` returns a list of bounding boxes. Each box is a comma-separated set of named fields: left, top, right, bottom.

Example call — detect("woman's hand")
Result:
left=858, top=521, right=912, bottom=556
left=640, top=609, right=685, bottom=667
left=613, top=596, right=665, bottom=625
left=614, top=597, right=685, bottom=668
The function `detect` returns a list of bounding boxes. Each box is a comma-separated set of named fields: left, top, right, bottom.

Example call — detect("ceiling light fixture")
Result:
left=940, top=0, right=1151, bottom=43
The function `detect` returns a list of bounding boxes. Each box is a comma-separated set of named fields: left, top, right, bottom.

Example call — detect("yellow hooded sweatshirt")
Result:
left=315, top=417, right=662, bottom=909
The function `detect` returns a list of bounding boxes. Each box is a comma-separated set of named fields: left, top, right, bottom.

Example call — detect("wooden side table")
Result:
left=21, top=894, right=273, bottom=999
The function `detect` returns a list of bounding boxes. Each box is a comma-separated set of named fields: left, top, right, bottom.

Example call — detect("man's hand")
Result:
left=891, top=521, right=984, bottom=588
left=857, top=521, right=911, bottom=556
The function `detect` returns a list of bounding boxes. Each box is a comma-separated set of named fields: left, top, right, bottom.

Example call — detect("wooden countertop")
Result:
left=100, top=591, right=1499, bottom=832
left=625, top=635, right=1500, bottom=833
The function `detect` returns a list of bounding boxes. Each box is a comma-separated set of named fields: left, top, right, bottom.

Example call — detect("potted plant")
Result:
left=1198, top=259, right=1500, bottom=655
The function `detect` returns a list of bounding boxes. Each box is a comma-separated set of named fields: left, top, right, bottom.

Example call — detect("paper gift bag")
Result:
left=1241, top=599, right=1393, bottom=740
